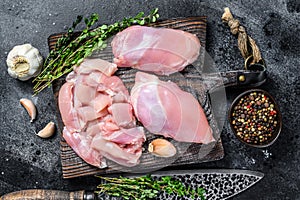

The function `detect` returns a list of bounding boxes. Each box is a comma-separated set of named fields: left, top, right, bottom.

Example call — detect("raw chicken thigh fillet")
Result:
left=58, top=58, right=146, bottom=168
left=111, top=25, right=201, bottom=75
left=131, top=72, right=215, bottom=144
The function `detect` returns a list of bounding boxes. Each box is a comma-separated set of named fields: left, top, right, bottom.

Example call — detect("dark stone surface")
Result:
left=0, top=0, right=299, bottom=199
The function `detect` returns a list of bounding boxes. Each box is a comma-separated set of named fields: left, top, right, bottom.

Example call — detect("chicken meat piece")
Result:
left=58, top=58, right=146, bottom=168
left=131, top=72, right=214, bottom=144
left=111, top=25, right=201, bottom=75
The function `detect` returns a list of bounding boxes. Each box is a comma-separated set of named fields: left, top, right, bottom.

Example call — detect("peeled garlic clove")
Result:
left=36, top=121, right=56, bottom=138
left=20, top=98, right=37, bottom=122
left=148, top=138, right=177, bottom=157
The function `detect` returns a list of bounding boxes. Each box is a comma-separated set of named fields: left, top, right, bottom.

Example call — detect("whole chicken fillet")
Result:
left=131, top=72, right=215, bottom=144
left=111, top=25, right=201, bottom=75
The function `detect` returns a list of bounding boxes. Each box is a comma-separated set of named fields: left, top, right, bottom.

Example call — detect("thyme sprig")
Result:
left=95, top=174, right=206, bottom=200
left=33, top=9, right=159, bottom=94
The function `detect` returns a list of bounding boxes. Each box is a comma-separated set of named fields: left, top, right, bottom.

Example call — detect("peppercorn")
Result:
left=230, top=90, right=280, bottom=146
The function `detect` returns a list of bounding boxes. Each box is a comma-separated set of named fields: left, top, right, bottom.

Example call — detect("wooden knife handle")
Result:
left=0, top=189, right=95, bottom=200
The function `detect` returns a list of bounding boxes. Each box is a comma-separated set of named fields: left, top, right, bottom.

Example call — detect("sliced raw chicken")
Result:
left=58, top=58, right=146, bottom=168
left=91, top=127, right=145, bottom=167
left=111, top=25, right=201, bottom=75
left=63, top=127, right=107, bottom=168
left=109, top=103, right=136, bottom=128
left=58, top=81, right=83, bottom=133
left=131, top=72, right=215, bottom=144
left=74, top=58, right=117, bottom=76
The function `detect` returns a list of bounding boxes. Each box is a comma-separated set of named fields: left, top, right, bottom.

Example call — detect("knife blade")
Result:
left=0, top=169, right=263, bottom=200
left=154, top=169, right=264, bottom=200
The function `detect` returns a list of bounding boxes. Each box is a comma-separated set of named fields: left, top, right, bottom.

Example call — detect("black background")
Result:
left=0, top=0, right=299, bottom=199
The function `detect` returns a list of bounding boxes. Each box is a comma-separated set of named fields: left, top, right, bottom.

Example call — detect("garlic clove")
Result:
left=36, top=121, right=56, bottom=138
left=148, top=138, right=177, bottom=157
left=20, top=98, right=37, bottom=122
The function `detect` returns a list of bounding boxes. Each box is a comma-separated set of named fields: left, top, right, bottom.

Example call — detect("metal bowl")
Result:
left=228, top=89, right=282, bottom=148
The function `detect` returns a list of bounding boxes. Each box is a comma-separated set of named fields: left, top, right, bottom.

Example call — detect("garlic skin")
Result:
left=148, top=138, right=177, bottom=157
left=36, top=121, right=56, bottom=138
left=6, top=44, right=43, bottom=81
left=20, top=98, right=37, bottom=122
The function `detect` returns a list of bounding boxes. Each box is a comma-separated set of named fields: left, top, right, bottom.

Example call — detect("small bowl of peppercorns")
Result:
left=228, top=89, right=282, bottom=148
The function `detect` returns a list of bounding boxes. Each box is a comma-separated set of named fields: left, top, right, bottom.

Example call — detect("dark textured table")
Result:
left=0, top=0, right=299, bottom=199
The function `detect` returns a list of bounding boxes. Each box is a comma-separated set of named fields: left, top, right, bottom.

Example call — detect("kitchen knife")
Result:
left=0, top=169, right=264, bottom=200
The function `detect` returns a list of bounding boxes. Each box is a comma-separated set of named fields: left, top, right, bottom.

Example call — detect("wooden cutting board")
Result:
left=50, top=16, right=225, bottom=179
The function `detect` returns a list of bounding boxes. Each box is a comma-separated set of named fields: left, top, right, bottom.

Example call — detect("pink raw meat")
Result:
left=111, top=25, right=201, bottom=75
left=91, top=127, right=145, bottom=167
left=109, top=103, right=136, bottom=128
left=63, top=127, right=107, bottom=168
left=74, top=58, right=117, bottom=76
left=131, top=72, right=215, bottom=144
left=58, top=82, right=83, bottom=133
left=58, top=58, right=145, bottom=168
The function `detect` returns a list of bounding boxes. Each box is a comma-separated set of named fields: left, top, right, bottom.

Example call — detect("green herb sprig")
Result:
left=33, top=9, right=159, bottom=94
left=95, top=174, right=206, bottom=200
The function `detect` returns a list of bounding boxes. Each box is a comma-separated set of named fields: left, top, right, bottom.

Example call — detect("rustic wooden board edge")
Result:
left=49, top=16, right=225, bottom=179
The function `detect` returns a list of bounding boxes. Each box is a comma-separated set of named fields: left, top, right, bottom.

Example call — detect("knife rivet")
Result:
left=239, top=75, right=245, bottom=82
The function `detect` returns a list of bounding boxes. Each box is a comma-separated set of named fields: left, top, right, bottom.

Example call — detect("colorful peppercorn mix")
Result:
left=229, top=89, right=281, bottom=147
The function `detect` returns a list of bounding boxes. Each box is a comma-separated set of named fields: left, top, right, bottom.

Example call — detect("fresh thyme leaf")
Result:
left=95, top=175, right=206, bottom=200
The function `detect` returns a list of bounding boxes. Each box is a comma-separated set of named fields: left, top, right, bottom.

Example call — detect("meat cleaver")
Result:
left=1, top=169, right=263, bottom=200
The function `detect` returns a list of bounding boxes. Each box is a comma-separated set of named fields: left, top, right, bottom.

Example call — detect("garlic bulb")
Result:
left=6, top=43, right=43, bottom=81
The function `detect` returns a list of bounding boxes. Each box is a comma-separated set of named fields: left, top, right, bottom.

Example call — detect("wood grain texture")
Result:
left=0, top=189, right=86, bottom=200
left=49, top=16, right=225, bottom=179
